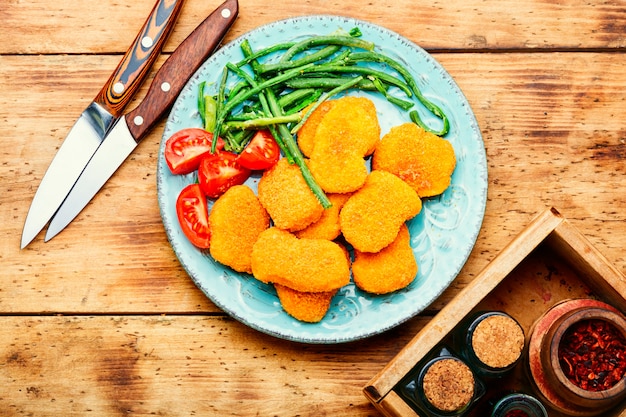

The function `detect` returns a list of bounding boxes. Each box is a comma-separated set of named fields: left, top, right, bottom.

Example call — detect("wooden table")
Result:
left=2, top=0, right=625, bottom=415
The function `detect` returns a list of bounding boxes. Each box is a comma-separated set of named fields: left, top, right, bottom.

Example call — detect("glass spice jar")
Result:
left=490, top=392, right=548, bottom=417
left=461, top=311, right=525, bottom=378
left=527, top=299, right=626, bottom=416
left=394, top=346, right=486, bottom=417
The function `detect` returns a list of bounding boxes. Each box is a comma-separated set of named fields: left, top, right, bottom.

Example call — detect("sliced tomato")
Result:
left=175, top=183, right=211, bottom=249
left=198, top=151, right=251, bottom=198
left=237, top=129, right=281, bottom=170
left=165, top=128, right=225, bottom=175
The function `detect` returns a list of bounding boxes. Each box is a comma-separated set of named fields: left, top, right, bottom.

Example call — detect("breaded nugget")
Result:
left=373, top=122, right=456, bottom=197
left=295, top=193, right=351, bottom=240
left=308, top=96, right=381, bottom=193
left=251, top=228, right=350, bottom=293
left=297, top=101, right=335, bottom=157
left=340, top=170, right=422, bottom=253
left=275, top=284, right=337, bottom=323
left=352, top=224, right=417, bottom=294
left=209, top=185, right=270, bottom=274
left=257, top=158, right=324, bottom=232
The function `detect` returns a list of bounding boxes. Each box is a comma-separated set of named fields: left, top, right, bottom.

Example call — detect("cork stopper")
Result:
left=472, top=314, right=524, bottom=369
left=422, top=358, right=475, bottom=412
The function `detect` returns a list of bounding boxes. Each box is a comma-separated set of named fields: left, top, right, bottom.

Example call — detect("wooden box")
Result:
left=364, top=207, right=626, bottom=417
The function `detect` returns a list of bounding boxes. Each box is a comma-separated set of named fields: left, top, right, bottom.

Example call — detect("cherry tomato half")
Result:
left=165, top=128, right=225, bottom=175
left=236, top=129, right=281, bottom=170
left=198, top=151, right=251, bottom=198
left=175, top=183, right=211, bottom=249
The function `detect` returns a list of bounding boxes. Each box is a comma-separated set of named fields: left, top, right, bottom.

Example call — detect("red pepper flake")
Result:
left=558, top=319, right=626, bottom=391
left=504, top=410, right=530, bottom=417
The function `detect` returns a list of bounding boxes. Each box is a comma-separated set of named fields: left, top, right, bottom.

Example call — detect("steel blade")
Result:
left=44, top=117, right=137, bottom=242
left=20, top=102, right=114, bottom=248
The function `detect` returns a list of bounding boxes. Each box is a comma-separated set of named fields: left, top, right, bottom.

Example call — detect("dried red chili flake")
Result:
left=504, top=409, right=530, bottom=417
left=558, top=319, right=626, bottom=391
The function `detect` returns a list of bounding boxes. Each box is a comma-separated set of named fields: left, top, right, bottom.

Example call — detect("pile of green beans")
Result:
left=197, top=29, right=450, bottom=208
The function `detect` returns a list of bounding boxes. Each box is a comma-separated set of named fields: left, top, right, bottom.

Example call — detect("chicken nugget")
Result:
left=251, top=228, right=350, bottom=293
left=352, top=224, right=417, bottom=294
left=257, top=158, right=324, bottom=232
left=275, top=284, right=337, bottom=323
left=209, top=185, right=270, bottom=274
left=297, top=100, right=335, bottom=157
left=295, top=193, right=351, bottom=240
left=308, top=96, right=381, bottom=193
left=373, top=122, right=456, bottom=197
left=340, top=170, right=421, bottom=253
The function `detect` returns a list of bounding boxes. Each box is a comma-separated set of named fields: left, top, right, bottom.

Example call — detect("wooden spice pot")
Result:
left=527, top=299, right=626, bottom=416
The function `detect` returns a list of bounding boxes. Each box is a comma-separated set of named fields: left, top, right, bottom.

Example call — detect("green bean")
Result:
left=282, top=89, right=323, bottom=115
left=279, top=35, right=374, bottom=62
left=211, top=67, right=230, bottom=152
left=203, top=95, right=218, bottom=132
left=277, top=88, right=318, bottom=109
left=258, top=45, right=341, bottom=74
left=197, top=82, right=206, bottom=126
left=370, top=77, right=414, bottom=110
left=224, top=113, right=302, bottom=130
left=235, top=41, right=296, bottom=67
left=285, top=76, right=377, bottom=90
left=227, top=80, right=250, bottom=101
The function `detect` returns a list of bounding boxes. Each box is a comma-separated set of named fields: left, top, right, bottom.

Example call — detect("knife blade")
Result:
left=21, top=0, right=185, bottom=249
left=44, top=0, right=239, bottom=242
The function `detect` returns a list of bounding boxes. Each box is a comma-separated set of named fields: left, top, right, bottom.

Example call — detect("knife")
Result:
left=21, top=0, right=185, bottom=249
left=44, top=0, right=239, bottom=242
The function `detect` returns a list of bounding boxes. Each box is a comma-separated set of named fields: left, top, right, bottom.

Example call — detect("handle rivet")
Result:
left=133, top=116, right=144, bottom=126
left=113, top=82, right=125, bottom=94
left=161, top=82, right=171, bottom=92
left=221, top=8, right=231, bottom=18
left=141, top=36, right=154, bottom=48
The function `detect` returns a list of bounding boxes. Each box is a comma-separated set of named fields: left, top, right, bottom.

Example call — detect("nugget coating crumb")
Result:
left=275, top=284, right=337, bottom=323
left=373, top=122, right=456, bottom=197
left=257, top=158, right=324, bottom=232
left=209, top=185, right=270, bottom=274
left=308, top=96, right=381, bottom=193
left=352, top=224, right=417, bottom=294
left=340, top=170, right=422, bottom=253
left=295, top=193, right=351, bottom=240
left=297, top=101, right=334, bottom=157
left=251, top=228, right=350, bottom=293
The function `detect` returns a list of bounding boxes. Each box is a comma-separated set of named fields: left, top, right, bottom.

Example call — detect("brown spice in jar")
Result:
left=472, top=315, right=525, bottom=369
left=422, top=358, right=475, bottom=412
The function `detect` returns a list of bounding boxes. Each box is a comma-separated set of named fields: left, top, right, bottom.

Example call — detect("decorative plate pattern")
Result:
left=157, top=15, right=488, bottom=343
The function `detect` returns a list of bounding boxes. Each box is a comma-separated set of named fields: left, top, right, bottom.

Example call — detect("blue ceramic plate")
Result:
left=157, top=15, right=487, bottom=343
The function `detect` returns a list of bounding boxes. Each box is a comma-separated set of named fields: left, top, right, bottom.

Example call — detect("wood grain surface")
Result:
left=2, top=0, right=626, bottom=416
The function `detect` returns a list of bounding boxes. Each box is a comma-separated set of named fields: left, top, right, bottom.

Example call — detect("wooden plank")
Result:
left=1, top=51, right=626, bottom=313
left=3, top=0, right=626, bottom=54
left=0, top=314, right=428, bottom=416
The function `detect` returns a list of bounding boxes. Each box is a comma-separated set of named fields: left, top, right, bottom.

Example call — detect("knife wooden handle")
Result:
left=126, top=0, right=239, bottom=143
left=93, top=0, right=185, bottom=118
